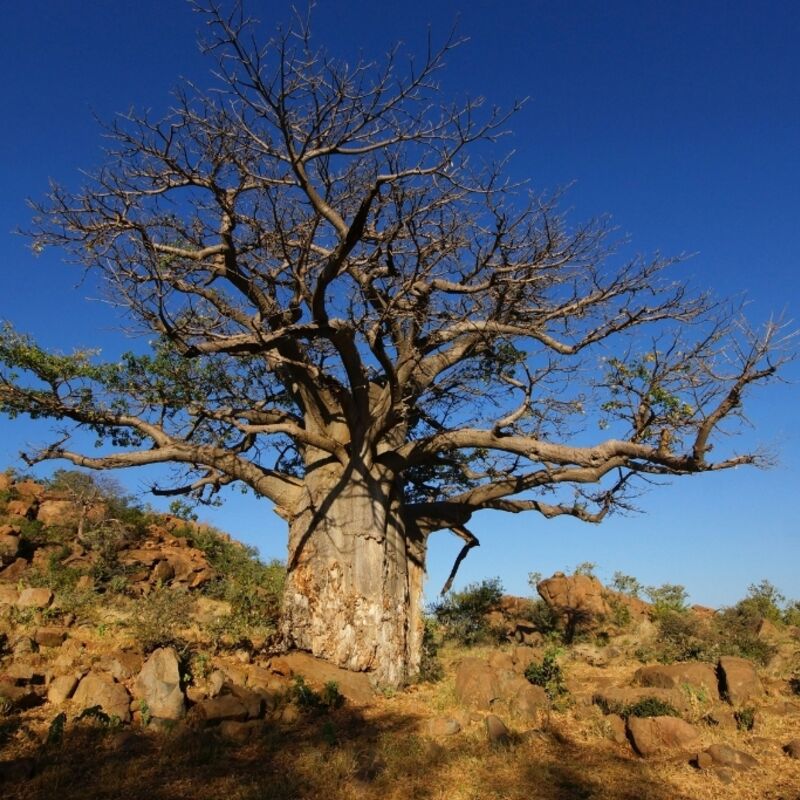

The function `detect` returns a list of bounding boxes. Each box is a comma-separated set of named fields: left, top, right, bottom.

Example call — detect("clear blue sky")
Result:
left=1, top=1, right=798, bottom=607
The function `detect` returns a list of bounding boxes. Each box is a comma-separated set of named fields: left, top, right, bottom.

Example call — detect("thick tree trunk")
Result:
left=280, top=462, right=426, bottom=687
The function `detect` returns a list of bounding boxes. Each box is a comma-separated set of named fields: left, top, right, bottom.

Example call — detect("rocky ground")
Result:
left=0, top=471, right=799, bottom=800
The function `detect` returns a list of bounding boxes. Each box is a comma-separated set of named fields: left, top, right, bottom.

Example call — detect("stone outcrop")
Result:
left=72, top=674, right=132, bottom=723
left=718, top=656, right=763, bottom=706
left=134, top=647, right=185, bottom=721
left=627, top=715, right=701, bottom=757
left=634, top=662, right=719, bottom=698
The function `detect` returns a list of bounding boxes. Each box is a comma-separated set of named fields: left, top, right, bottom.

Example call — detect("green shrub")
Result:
left=624, top=697, right=680, bottom=719
left=525, top=599, right=559, bottom=634
left=430, top=577, right=504, bottom=646
left=612, top=571, right=643, bottom=598
left=734, top=706, right=756, bottom=731
left=738, top=580, right=784, bottom=623
left=291, top=676, right=344, bottom=711
left=189, top=526, right=285, bottom=647
left=524, top=648, right=567, bottom=700
left=646, top=583, right=689, bottom=616
left=129, top=585, right=192, bottom=652
left=416, top=617, right=444, bottom=683
left=595, top=694, right=679, bottom=719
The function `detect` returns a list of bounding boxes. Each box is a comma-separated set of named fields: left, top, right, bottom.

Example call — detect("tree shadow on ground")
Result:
left=1, top=706, right=693, bottom=800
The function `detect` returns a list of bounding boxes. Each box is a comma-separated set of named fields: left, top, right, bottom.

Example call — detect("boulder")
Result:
left=606, top=713, right=627, bottom=744
left=627, top=716, right=701, bottom=757
left=701, top=743, right=759, bottom=770
left=593, top=686, right=682, bottom=715
left=105, top=651, right=144, bottom=682
left=508, top=682, right=549, bottom=723
left=134, top=647, right=185, bottom=720
left=190, top=695, right=249, bottom=725
left=0, top=558, right=29, bottom=581
left=634, top=662, right=719, bottom=698
left=454, top=657, right=498, bottom=710
left=0, top=585, right=19, bottom=605
left=273, top=651, right=374, bottom=705
left=425, top=717, right=461, bottom=737
left=34, top=628, right=67, bottom=648
left=47, top=675, right=79, bottom=705
left=0, top=534, right=20, bottom=564
left=784, top=739, right=800, bottom=759
left=718, top=657, right=763, bottom=706
left=72, top=674, right=132, bottom=723
left=485, top=714, right=510, bottom=745
left=537, top=572, right=610, bottom=631
left=15, top=587, right=53, bottom=609
left=0, top=473, right=11, bottom=492
left=219, top=719, right=259, bottom=743
left=151, top=560, right=175, bottom=583
left=14, top=480, right=44, bottom=500
left=5, top=499, right=36, bottom=518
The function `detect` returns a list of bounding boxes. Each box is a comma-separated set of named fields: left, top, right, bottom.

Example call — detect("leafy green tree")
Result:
left=0, top=4, right=789, bottom=685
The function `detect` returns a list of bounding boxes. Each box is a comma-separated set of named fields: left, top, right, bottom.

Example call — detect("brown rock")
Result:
left=718, top=657, right=763, bottom=706
left=34, top=628, right=66, bottom=648
left=72, top=674, right=132, bottom=723
left=627, top=716, right=701, bottom=757
left=191, top=695, right=249, bottom=724
left=6, top=499, right=36, bottom=518
left=36, top=499, right=78, bottom=527
left=703, top=743, right=759, bottom=770
left=0, top=473, right=11, bottom=493
left=454, top=657, right=498, bottom=710
left=606, top=714, right=627, bottom=744
left=537, top=572, right=610, bottom=631
left=785, top=739, right=800, bottom=759
left=487, top=651, right=515, bottom=672
left=16, top=587, right=53, bottom=609
left=227, top=684, right=264, bottom=719
left=508, top=681, right=549, bottom=723
left=425, top=717, right=461, bottom=736
left=219, top=719, right=259, bottom=743
left=593, top=686, right=682, bottom=715
left=485, top=714, right=510, bottom=744
left=14, top=480, right=44, bottom=500
left=151, top=560, right=175, bottom=583
left=0, top=534, right=20, bottom=564
left=0, top=585, right=19, bottom=605
left=104, top=651, right=143, bottom=682
left=0, top=558, right=29, bottom=581
left=275, top=651, right=373, bottom=705
left=635, top=662, right=719, bottom=698
left=47, top=675, right=79, bottom=705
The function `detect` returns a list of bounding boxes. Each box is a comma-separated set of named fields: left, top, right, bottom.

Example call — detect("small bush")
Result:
left=595, top=693, right=680, bottom=719
left=646, top=583, right=689, bottom=616
left=190, top=526, right=285, bottom=647
left=129, top=585, right=192, bottom=653
left=525, top=599, right=559, bottom=635
left=624, top=697, right=680, bottom=719
left=291, top=676, right=344, bottom=712
left=612, top=571, right=643, bottom=598
left=416, top=617, right=444, bottom=683
left=524, top=648, right=567, bottom=700
left=734, top=706, right=756, bottom=731
left=430, top=577, right=504, bottom=646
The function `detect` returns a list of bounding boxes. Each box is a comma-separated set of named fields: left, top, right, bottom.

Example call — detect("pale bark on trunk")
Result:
left=280, top=462, right=426, bottom=687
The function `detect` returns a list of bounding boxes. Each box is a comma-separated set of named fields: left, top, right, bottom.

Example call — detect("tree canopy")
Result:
left=0, top=3, right=790, bottom=681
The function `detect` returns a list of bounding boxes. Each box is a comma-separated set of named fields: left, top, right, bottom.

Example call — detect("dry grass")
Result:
left=3, top=640, right=799, bottom=800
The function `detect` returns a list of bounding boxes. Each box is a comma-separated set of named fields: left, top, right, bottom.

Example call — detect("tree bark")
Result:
left=280, top=462, right=427, bottom=687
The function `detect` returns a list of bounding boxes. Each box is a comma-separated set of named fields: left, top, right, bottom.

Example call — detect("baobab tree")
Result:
left=0, top=4, right=787, bottom=685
